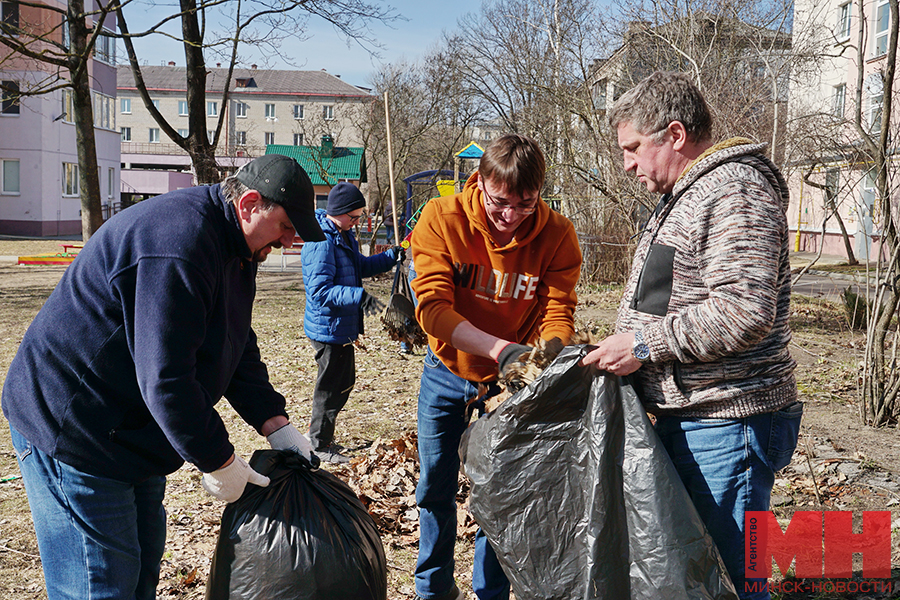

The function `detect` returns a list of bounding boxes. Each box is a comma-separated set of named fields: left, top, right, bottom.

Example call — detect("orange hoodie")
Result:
left=410, top=173, right=581, bottom=382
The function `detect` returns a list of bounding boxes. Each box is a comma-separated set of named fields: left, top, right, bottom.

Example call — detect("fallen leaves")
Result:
left=331, top=432, right=478, bottom=544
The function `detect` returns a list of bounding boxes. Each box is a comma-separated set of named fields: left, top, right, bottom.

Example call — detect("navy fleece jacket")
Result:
left=1, top=184, right=288, bottom=482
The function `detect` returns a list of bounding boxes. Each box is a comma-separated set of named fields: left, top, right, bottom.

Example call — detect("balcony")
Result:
left=121, top=142, right=190, bottom=156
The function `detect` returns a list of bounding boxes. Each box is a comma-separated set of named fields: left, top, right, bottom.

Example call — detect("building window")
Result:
left=236, top=131, right=246, bottom=146
left=323, top=105, right=334, bottom=120
left=152, top=99, right=160, bottom=110
left=149, top=128, right=160, bottom=143
left=1, top=1, right=19, bottom=36
left=94, top=28, right=115, bottom=64
left=265, top=103, right=276, bottom=119
left=825, top=168, right=840, bottom=200
left=1, top=80, right=20, bottom=115
left=63, top=162, right=79, bottom=196
left=265, top=132, right=275, bottom=145
left=207, top=129, right=215, bottom=143
left=875, top=0, right=890, bottom=56
left=207, top=101, right=217, bottom=117
left=178, top=100, right=188, bottom=116
left=594, top=78, right=608, bottom=111
left=235, top=102, right=247, bottom=118
left=178, top=128, right=188, bottom=138
left=836, top=2, right=852, bottom=40
left=93, top=92, right=115, bottom=130
left=108, top=167, right=114, bottom=199
left=61, top=89, right=74, bottom=122
left=293, top=133, right=304, bottom=146
left=121, top=97, right=131, bottom=114
left=1, top=159, right=20, bottom=194
left=293, top=104, right=304, bottom=119
left=833, top=83, right=846, bottom=117
left=120, top=126, right=131, bottom=141
left=866, top=74, right=884, bottom=132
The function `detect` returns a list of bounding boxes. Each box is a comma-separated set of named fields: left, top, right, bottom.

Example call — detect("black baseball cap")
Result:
left=234, top=154, right=325, bottom=242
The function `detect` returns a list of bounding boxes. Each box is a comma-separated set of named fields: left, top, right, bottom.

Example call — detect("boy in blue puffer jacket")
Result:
left=301, top=182, right=403, bottom=463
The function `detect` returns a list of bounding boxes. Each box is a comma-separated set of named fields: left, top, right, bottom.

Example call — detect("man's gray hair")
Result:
left=221, top=175, right=276, bottom=210
left=608, top=71, right=713, bottom=144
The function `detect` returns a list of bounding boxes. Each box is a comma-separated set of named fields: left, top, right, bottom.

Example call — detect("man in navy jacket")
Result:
left=2, top=154, right=325, bottom=600
left=301, top=182, right=402, bottom=463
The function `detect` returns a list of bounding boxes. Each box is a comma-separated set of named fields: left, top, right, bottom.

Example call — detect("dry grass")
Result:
left=0, top=265, right=471, bottom=600
left=1, top=247, right=895, bottom=600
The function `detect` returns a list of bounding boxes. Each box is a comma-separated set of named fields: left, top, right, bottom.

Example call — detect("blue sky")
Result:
left=127, top=0, right=484, bottom=89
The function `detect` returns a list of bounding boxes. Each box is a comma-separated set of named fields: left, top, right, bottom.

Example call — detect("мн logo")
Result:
left=745, top=511, right=892, bottom=579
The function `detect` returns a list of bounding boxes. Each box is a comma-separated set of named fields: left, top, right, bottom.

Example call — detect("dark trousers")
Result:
left=309, top=340, right=356, bottom=449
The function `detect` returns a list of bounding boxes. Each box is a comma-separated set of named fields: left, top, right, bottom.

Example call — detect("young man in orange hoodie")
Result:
left=410, top=134, right=582, bottom=600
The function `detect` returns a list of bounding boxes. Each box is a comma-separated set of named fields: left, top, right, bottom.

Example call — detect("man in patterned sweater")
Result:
left=582, top=71, right=802, bottom=600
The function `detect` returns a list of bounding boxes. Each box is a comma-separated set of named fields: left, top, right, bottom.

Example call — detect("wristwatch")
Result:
left=632, top=330, right=650, bottom=363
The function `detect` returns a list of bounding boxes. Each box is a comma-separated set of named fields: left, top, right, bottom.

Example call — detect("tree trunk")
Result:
left=180, top=0, right=220, bottom=184
left=68, top=0, right=103, bottom=240
left=824, top=193, right=858, bottom=265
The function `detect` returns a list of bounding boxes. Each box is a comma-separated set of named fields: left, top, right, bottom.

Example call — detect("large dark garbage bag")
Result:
left=460, top=346, right=738, bottom=600
left=205, top=450, right=387, bottom=600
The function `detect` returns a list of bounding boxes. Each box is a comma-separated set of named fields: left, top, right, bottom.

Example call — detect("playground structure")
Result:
left=395, top=141, right=486, bottom=242
left=17, top=243, right=83, bottom=265
left=357, top=141, right=485, bottom=253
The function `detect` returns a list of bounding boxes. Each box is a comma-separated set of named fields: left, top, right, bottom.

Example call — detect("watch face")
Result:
left=634, top=343, right=650, bottom=361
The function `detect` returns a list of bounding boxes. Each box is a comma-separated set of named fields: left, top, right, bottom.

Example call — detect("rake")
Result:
left=381, top=258, right=425, bottom=347
left=380, top=91, right=426, bottom=348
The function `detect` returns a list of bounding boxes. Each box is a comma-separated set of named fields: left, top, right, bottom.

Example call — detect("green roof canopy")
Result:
left=266, top=144, right=367, bottom=185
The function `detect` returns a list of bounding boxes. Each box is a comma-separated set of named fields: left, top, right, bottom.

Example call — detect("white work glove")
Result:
left=266, top=423, right=315, bottom=462
left=201, top=455, right=270, bottom=503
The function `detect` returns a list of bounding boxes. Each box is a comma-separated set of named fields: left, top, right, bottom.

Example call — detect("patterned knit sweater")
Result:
left=616, top=139, right=797, bottom=418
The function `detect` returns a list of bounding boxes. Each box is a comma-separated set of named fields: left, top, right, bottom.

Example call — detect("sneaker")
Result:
left=315, top=444, right=350, bottom=464
left=416, top=584, right=464, bottom=600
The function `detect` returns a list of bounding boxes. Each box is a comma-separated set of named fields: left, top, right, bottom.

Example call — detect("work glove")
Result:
left=201, top=455, right=269, bottom=503
left=267, top=423, right=320, bottom=469
left=391, top=245, right=406, bottom=263
left=497, top=342, right=534, bottom=377
left=546, top=336, right=565, bottom=355
left=361, top=290, right=385, bottom=316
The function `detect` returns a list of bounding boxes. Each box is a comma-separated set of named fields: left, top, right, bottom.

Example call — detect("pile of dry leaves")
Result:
left=332, top=432, right=479, bottom=546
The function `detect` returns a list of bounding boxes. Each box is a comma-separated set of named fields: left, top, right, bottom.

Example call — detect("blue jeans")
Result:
left=415, top=348, right=508, bottom=600
left=10, top=425, right=167, bottom=600
left=654, top=401, right=803, bottom=600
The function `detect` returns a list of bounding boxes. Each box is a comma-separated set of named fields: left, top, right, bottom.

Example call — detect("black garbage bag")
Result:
left=205, top=450, right=387, bottom=600
left=460, top=345, right=738, bottom=600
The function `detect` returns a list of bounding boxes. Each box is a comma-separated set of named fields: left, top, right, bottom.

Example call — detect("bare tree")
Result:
left=853, top=0, right=900, bottom=426
left=354, top=54, right=482, bottom=250
left=115, top=0, right=395, bottom=183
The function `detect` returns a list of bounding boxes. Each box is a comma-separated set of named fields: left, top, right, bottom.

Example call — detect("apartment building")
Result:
left=789, top=0, right=894, bottom=261
left=117, top=64, right=372, bottom=198
left=0, top=0, right=120, bottom=236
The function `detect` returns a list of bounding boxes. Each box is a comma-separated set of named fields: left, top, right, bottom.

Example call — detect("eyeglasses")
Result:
left=347, top=212, right=365, bottom=223
left=482, top=186, right=537, bottom=215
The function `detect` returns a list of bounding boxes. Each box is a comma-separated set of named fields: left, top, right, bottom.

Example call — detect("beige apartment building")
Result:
left=117, top=64, right=372, bottom=197
left=788, top=0, right=896, bottom=262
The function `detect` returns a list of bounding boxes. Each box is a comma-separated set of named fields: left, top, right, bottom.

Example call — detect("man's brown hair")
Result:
left=478, top=134, right=546, bottom=196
